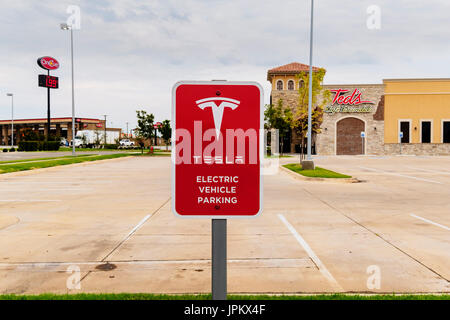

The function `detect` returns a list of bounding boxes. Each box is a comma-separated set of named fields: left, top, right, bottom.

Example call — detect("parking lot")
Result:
left=0, top=155, right=448, bottom=294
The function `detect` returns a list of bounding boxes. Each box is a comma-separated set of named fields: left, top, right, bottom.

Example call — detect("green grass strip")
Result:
left=0, top=155, right=94, bottom=165
left=0, top=153, right=133, bottom=174
left=265, top=155, right=293, bottom=158
left=283, top=163, right=351, bottom=179
left=0, top=293, right=448, bottom=300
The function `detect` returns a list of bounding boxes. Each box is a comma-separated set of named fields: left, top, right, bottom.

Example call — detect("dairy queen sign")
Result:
left=324, top=88, right=375, bottom=114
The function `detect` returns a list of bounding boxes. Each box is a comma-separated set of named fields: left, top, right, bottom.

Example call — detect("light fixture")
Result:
left=60, top=23, right=70, bottom=30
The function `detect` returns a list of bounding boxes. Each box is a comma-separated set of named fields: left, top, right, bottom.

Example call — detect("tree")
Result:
left=293, top=68, right=331, bottom=161
left=158, top=119, right=171, bottom=150
left=135, top=110, right=155, bottom=150
left=94, top=129, right=102, bottom=148
left=264, top=99, right=293, bottom=155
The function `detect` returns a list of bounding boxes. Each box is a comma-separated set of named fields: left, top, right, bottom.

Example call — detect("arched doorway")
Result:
left=336, top=117, right=365, bottom=155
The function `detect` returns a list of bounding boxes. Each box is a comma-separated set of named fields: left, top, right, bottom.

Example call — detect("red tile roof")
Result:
left=267, top=62, right=321, bottom=81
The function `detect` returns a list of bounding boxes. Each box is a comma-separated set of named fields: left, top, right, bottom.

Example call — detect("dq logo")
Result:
left=195, top=97, right=240, bottom=138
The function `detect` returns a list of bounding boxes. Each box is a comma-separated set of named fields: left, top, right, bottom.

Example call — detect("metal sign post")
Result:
left=361, top=131, right=365, bottom=155
left=399, top=132, right=403, bottom=154
left=47, top=70, right=51, bottom=138
left=212, top=219, right=227, bottom=300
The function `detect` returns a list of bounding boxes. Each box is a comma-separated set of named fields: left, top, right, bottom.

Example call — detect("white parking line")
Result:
left=359, top=166, right=443, bottom=184
left=277, top=214, right=343, bottom=291
left=410, top=214, right=450, bottom=231
left=405, top=166, right=450, bottom=175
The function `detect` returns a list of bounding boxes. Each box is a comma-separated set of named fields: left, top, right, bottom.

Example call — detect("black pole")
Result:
left=47, top=70, right=51, bottom=140
left=212, top=219, right=227, bottom=300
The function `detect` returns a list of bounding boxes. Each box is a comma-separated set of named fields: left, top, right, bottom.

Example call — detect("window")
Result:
left=444, top=121, right=450, bottom=143
left=276, top=80, right=283, bottom=91
left=288, top=80, right=294, bottom=91
left=299, top=80, right=304, bottom=88
left=400, top=121, right=410, bottom=143
left=421, top=121, right=431, bottom=143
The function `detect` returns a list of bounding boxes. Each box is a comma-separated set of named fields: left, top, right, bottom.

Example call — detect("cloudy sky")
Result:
left=1, top=0, right=449, bottom=131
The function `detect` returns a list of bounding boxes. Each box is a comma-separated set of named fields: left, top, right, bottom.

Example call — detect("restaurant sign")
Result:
left=324, top=89, right=375, bottom=114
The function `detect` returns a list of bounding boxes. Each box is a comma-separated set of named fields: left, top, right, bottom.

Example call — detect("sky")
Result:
left=1, top=0, right=449, bottom=132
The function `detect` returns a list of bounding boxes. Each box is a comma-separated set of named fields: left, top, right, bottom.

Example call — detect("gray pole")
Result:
left=212, top=219, right=227, bottom=300
left=71, top=27, right=76, bottom=156
left=11, top=95, right=14, bottom=147
left=103, top=115, right=107, bottom=145
left=126, top=122, right=129, bottom=136
left=307, top=0, right=314, bottom=160
left=362, top=137, right=364, bottom=155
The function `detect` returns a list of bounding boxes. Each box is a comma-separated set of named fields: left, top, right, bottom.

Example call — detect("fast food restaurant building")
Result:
left=268, top=62, right=450, bottom=155
left=0, top=117, right=121, bottom=145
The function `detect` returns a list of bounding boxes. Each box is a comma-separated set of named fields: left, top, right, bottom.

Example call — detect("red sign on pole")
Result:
left=172, top=81, right=263, bottom=218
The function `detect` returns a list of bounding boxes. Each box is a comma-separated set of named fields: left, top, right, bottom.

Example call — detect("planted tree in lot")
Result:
left=158, top=120, right=171, bottom=150
left=135, top=110, right=155, bottom=152
left=264, top=99, right=293, bottom=156
left=94, top=129, right=102, bottom=148
left=293, top=68, right=330, bottom=162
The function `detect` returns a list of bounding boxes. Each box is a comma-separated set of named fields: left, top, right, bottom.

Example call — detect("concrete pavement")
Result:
left=0, top=155, right=448, bottom=294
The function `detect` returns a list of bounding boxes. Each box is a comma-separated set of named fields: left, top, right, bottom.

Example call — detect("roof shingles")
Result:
left=267, top=62, right=321, bottom=81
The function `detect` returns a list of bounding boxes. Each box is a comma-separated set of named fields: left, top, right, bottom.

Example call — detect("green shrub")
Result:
left=42, top=141, right=60, bottom=151
left=18, top=141, right=60, bottom=152
left=18, top=141, right=40, bottom=151
left=9, top=148, right=15, bottom=152
left=3, top=148, right=8, bottom=152
left=104, top=144, right=118, bottom=149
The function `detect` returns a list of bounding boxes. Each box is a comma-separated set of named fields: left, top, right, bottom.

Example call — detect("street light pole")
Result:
left=126, top=122, right=129, bottom=137
left=6, top=93, right=14, bottom=147
left=307, top=0, right=314, bottom=161
left=60, top=23, right=76, bottom=156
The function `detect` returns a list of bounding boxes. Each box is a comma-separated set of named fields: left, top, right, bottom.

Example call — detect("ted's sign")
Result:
left=172, top=81, right=263, bottom=218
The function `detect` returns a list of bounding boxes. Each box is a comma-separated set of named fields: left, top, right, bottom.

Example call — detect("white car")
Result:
left=120, top=139, right=135, bottom=147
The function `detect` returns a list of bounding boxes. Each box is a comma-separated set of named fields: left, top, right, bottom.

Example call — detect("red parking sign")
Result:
left=172, top=81, right=263, bottom=218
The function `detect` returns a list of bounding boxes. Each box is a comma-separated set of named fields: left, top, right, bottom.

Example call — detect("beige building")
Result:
left=268, top=62, right=385, bottom=155
left=268, top=62, right=450, bottom=155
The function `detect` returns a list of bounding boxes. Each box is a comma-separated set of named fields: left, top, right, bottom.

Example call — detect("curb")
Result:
left=279, top=165, right=361, bottom=184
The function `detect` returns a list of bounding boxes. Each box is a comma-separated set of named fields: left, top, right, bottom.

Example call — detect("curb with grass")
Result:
left=281, top=164, right=360, bottom=183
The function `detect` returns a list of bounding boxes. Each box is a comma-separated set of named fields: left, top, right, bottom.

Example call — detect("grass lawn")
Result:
left=0, top=153, right=133, bottom=174
left=283, top=163, right=351, bottom=179
left=0, top=293, right=448, bottom=300
left=136, top=151, right=171, bottom=157
left=57, top=147, right=172, bottom=153
left=265, top=154, right=293, bottom=158
left=0, top=154, right=94, bottom=165
left=58, top=147, right=133, bottom=152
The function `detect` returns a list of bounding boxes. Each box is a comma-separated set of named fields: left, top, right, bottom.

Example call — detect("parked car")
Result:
left=120, top=139, right=135, bottom=147
left=60, top=138, right=68, bottom=146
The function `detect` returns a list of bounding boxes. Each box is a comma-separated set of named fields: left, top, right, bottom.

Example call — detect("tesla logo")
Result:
left=196, top=97, right=240, bottom=138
